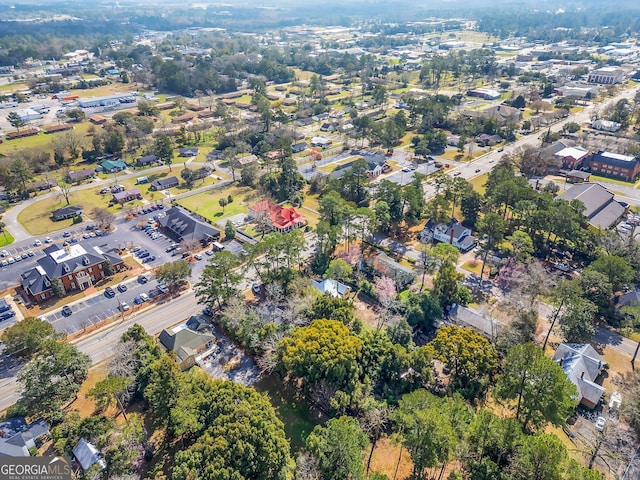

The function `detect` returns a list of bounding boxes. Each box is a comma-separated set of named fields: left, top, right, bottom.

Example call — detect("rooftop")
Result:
left=49, top=244, right=88, bottom=264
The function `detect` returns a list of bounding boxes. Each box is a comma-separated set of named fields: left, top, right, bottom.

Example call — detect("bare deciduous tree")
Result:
left=91, top=207, right=115, bottom=230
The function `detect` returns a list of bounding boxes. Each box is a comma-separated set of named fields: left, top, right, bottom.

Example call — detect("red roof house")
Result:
left=249, top=200, right=306, bottom=233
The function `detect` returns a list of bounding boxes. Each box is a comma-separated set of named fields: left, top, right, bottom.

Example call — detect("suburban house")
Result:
left=590, top=119, right=621, bottom=132
left=150, top=176, right=179, bottom=191
left=51, top=205, right=83, bottom=221
left=100, top=159, right=127, bottom=173
left=20, top=243, right=125, bottom=302
left=136, top=154, right=158, bottom=167
left=420, top=218, right=476, bottom=252
left=193, top=164, right=215, bottom=180
left=312, top=278, right=351, bottom=298
left=588, top=151, right=640, bottom=181
left=475, top=134, right=503, bottom=147
left=330, top=154, right=390, bottom=179
left=158, top=315, right=216, bottom=370
left=449, top=304, right=503, bottom=340
left=27, top=178, right=57, bottom=192
left=112, top=188, right=142, bottom=204
left=157, top=206, right=221, bottom=245
left=366, top=251, right=416, bottom=288
left=587, top=66, right=624, bottom=84
left=617, top=288, right=640, bottom=309
left=467, top=105, right=522, bottom=125
left=292, top=142, right=308, bottom=154
left=178, top=147, right=199, bottom=157
left=73, top=438, right=106, bottom=473
left=249, top=200, right=307, bottom=233
left=0, top=417, right=49, bottom=456
left=553, top=343, right=606, bottom=409
left=236, top=154, right=259, bottom=167
left=311, top=136, right=332, bottom=148
left=555, top=146, right=590, bottom=170
left=558, top=183, right=626, bottom=230
left=66, top=168, right=96, bottom=183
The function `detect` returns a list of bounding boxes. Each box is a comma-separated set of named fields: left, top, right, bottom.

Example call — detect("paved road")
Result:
left=0, top=289, right=204, bottom=411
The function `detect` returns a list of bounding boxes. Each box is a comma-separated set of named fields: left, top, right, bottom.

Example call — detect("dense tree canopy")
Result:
left=277, top=319, right=362, bottom=393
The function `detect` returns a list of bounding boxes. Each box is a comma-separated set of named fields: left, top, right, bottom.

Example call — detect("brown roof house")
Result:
left=553, top=343, right=606, bottom=409
left=158, top=315, right=216, bottom=370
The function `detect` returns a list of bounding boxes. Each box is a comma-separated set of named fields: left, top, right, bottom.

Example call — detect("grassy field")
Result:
left=0, top=121, right=94, bottom=157
left=17, top=184, right=147, bottom=235
left=586, top=174, right=635, bottom=187
left=0, top=230, right=14, bottom=247
left=469, top=173, right=488, bottom=194
left=176, top=184, right=259, bottom=223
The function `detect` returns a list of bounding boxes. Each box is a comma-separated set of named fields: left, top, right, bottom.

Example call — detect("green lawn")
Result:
left=17, top=187, right=142, bottom=235
left=588, top=174, right=635, bottom=187
left=176, top=185, right=258, bottom=223
left=469, top=173, right=488, bottom=195
left=0, top=121, right=94, bottom=156
left=0, top=230, right=14, bottom=247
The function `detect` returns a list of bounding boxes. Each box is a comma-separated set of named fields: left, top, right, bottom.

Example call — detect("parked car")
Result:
left=7, top=257, right=14, bottom=264
left=1, top=249, right=7, bottom=257
left=138, top=274, right=149, bottom=284
left=44, top=237, right=52, bottom=243
left=203, top=306, right=214, bottom=317
left=139, top=292, right=150, bottom=302
left=33, top=240, right=42, bottom=246
left=105, top=287, right=116, bottom=298
left=61, top=305, right=72, bottom=316
left=20, top=253, right=28, bottom=260
left=194, top=253, right=203, bottom=260
left=117, top=283, right=127, bottom=293
left=63, top=231, right=71, bottom=237
left=595, top=416, right=606, bottom=432
left=0, top=310, right=15, bottom=321
left=119, top=301, right=130, bottom=312
left=133, top=296, right=143, bottom=305
left=252, top=282, right=261, bottom=294
left=157, top=284, right=169, bottom=294
left=27, top=251, right=34, bottom=257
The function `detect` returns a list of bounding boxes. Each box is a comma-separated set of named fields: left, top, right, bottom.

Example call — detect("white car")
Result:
left=139, top=292, right=150, bottom=302
left=44, top=237, right=52, bottom=243
left=1, top=249, right=7, bottom=257
left=119, top=301, right=131, bottom=312
left=595, top=416, right=606, bottom=432
left=34, top=240, right=42, bottom=246
left=252, top=282, right=261, bottom=294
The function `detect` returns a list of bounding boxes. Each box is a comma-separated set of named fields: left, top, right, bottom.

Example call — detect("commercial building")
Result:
left=589, top=150, right=640, bottom=181
left=20, top=243, right=125, bottom=302
left=587, top=66, right=624, bottom=84
left=558, top=182, right=626, bottom=229
left=157, top=206, right=221, bottom=245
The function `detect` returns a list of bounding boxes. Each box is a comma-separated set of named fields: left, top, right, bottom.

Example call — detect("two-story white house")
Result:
left=420, top=218, right=476, bottom=252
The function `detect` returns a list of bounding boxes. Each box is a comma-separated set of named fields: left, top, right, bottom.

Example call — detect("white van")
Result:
left=136, top=176, right=148, bottom=184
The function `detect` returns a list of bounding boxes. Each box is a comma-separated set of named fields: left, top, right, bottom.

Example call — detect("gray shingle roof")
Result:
left=557, top=182, right=625, bottom=228
left=553, top=343, right=605, bottom=406
left=157, top=206, right=220, bottom=243
left=0, top=417, right=49, bottom=457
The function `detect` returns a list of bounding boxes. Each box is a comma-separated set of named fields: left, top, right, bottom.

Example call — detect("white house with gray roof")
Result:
left=553, top=343, right=605, bottom=409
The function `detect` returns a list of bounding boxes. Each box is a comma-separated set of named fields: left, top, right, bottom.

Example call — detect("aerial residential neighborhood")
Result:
left=0, top=1, right=640, bottom=479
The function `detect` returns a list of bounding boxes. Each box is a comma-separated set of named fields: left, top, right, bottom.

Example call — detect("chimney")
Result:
left=559, top=358, right=563, bottom=366
left=580, top=371, right=585, bottom=379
